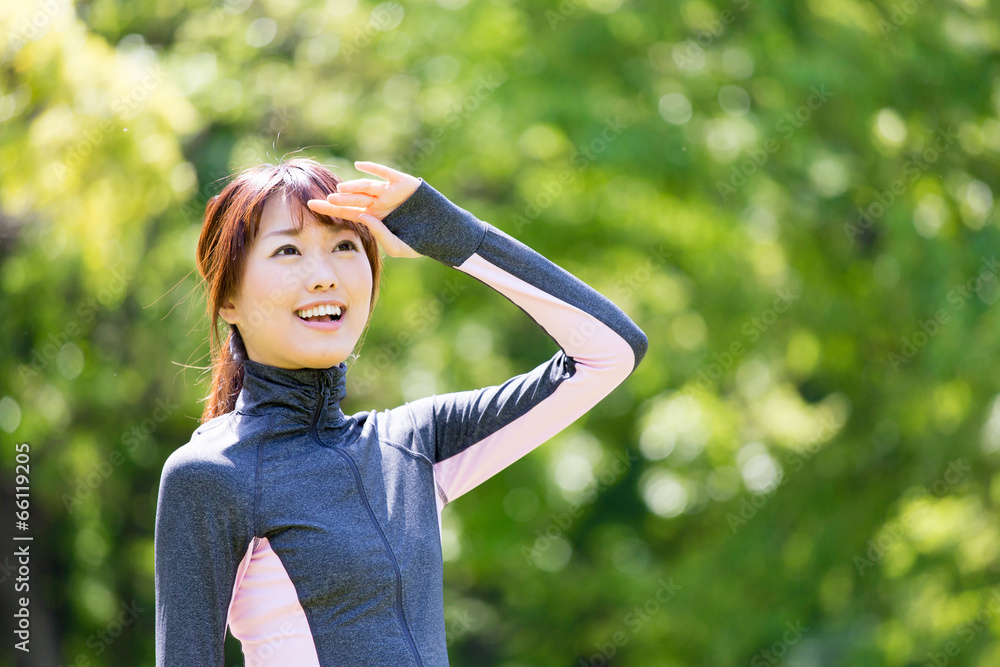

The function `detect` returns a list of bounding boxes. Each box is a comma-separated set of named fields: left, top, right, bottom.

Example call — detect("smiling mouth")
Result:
left=297, top=312, right=343, bottom=323
left=295, top=304, right=345, bottom=323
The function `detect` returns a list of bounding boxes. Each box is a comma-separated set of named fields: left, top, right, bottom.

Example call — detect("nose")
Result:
left=303, top=254, right=338, bottom=291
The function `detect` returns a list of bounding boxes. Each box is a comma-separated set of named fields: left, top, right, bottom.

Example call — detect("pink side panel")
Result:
left=226, top=536, right=320, bottom=667
left=434, top=469, right=446, bottom=539
left=433, top=253, right=637, bottom=504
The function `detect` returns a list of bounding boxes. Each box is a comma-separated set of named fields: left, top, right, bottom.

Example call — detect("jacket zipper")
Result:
left=310, top=380, right=425, bottom=667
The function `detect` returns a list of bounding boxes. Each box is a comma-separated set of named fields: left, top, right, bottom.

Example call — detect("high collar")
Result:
left=234, top=357, right=348, bottom=429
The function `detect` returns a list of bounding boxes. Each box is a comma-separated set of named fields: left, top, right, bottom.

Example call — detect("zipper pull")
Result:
left=312, top=381, right=330, bottom=431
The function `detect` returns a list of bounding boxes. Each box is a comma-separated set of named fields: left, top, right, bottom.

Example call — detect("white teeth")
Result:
left=296, top=305, right=342, bottom=318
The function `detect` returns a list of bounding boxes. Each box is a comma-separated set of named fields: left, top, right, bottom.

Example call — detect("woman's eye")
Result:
left=274, top=241, right=355, bottom=256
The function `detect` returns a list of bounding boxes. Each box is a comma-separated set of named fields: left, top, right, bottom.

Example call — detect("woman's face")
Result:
left=219, top=192, right=373, bottom=369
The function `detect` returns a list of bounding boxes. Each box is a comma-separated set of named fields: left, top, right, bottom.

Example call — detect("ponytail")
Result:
left=199, top=324, right=248, bottom=424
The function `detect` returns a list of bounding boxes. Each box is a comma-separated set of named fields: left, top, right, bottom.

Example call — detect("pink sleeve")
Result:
left=376, top=180, right=649, bottom=505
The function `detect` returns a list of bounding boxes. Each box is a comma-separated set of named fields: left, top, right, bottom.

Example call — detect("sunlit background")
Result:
left=2, top=0, right=1000, bottom=664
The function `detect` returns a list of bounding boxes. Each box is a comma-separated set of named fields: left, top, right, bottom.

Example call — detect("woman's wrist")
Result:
left=380, top=180, right=489, bottom=267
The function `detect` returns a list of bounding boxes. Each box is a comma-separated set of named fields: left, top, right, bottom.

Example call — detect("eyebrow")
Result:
left=264, top=226, right=355, bottom=240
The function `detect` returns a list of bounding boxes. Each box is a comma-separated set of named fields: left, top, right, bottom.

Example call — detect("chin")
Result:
left=303, top=351, right=349, bottom=368
left=281, top=338, right=354, bottom=368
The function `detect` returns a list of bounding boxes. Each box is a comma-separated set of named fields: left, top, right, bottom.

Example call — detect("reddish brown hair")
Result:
left=195, top=157, right=383, bottom=424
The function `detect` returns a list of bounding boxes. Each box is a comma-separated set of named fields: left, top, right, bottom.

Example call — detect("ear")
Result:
left=219, top=296, right=239, bottom=326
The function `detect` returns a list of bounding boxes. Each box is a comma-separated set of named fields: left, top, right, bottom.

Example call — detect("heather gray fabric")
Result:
left=384, top=181, right=648, bottom=375
left=154, top=179, right=649, bottom=666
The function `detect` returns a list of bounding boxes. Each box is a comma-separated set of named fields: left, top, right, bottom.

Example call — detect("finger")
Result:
left=306, top=199, right=367, bottom=222
left=355, top=212, right=394, bottom=249
left=324, top=192, right=375, bottom=208
left=356, top=211, right=420, bottom=259
left=335, top=178, right=388, bottom=195
left=309, top=201, right=419, bottom=258
left=353, top=161, right=405, bottom=181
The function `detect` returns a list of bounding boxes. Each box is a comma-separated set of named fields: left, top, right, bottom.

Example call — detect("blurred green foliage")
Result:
left=2, top=0, right=1000, bottom=664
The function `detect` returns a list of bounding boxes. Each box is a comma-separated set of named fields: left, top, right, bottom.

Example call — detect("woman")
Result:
left=153, top=158, right=648, bottom=666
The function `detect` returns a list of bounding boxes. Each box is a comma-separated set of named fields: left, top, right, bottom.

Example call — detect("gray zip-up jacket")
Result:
left=154, top=179, right=649, bottom=666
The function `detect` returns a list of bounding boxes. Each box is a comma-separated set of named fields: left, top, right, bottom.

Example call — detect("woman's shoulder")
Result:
left=183, top=409, right=242, bottom=451
left=159, top=411, right=248, bottom=490
left=191, top=409, right=239, bottom=439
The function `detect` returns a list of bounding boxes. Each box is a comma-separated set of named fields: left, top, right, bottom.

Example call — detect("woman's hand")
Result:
left=307, top=161, right=422, bottom=259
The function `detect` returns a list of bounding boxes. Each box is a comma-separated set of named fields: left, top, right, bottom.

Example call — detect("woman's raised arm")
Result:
left=313, top=162, right=648, bottom=506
